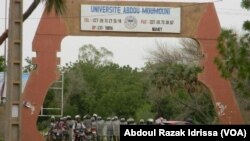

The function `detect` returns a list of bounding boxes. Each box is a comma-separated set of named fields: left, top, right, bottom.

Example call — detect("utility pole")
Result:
left=5, top=0, right=23, bottom=140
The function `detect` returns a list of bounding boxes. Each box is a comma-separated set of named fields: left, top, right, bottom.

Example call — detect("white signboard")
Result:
left=81, top=4, right=181, bottom=33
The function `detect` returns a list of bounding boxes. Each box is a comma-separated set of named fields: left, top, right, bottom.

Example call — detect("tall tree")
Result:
left=214, top=29, right=250, bottom=123
left=218, top=0, right=250, bottom=95
left=78, top=44, right=113, bottom=66
left=0, top=0, right=66, bottom=45
left=145, top=40, right=216, bottom=124
left=58, top=44, right=150, bottom=119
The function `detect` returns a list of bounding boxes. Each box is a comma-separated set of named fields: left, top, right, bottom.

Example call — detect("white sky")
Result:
left=0, top=0, right=249, bottom=69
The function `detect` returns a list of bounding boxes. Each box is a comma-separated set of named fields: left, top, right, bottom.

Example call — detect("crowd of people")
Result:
left=46, top=113, right=192, bottom=141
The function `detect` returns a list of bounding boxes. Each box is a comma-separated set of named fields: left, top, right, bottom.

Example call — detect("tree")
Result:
left=145, top=63, right=216, bottom=123
left=180, top=39, right=203, bottom=64
left=144, top=40, right=216, bottom=124
left=63, top=61, right=147, bottom=118
left=78, top=44, right=113, bottom=66
left=23, top=57, right=36, bottom=73
left=145, top=41, right=183, bottom=65
left=241, top=0, right=250, bottom=31
left=59, top=44, right=149, bottom=119
left=146, top=39, right=202, bottom=65
left=213, top=1, right=250, bottom=123
left=214, top=29, right=250, bottom=123
left=0, top=0, right=66, bottom=46
left=0, top=56, right=6, bottom=72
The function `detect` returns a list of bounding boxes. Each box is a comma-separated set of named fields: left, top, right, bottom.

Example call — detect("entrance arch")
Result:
left=21, top=1, right=244, bottom=141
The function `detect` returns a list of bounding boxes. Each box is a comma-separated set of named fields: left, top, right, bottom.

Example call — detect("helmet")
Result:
left=120, top=118, right=125, bottom=122
left=93, top=113, right=98, bottom=117
left=147, top=118, right=154, bottom=123
left=67, top=115, right=71, bottom=119
left=113, top=116, right=118, bottom=120
left=127, top=118, right=134, bottom=123
left=75, top=115, right=80, bottom=119
left=97, top=116, right=102, bottom=120
left=139, top=119, right=144, bottom=123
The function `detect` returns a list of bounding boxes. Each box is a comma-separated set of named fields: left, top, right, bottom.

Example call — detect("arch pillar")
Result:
left=21, top=11, right=68, bottom=141
left=195, top=4, right=244, bottom=124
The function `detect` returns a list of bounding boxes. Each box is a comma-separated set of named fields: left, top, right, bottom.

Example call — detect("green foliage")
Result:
left=241, top=0, right=250, bottom=10
left=144, top=40, right=211, bottom=125
left=135, top=103, right=156, bottom=121
left=62, top=62, right=147, bottom=119
left=37, top=117, right=50, bottom=131
left=42, top=89, right=62, bottom=115
left=243, top=21, right=250, bottom=31
left=0, top=56, right=6, bottom=72
left=214, top=30, right=238, bottom=78
left=78, top=44, right=113, bottom=66
left=23, top=57, right=36, bottom=73
left=242, top=0, right=250, bottom=31
left=42, top=44, right=216, bottom=125
left=59, top=45, right=147, bottom=119
left=215, top=28, right=250, bottom=123
left=146, top=63, right=216, bottom=124
left=215, top=29, right=250, bottom=97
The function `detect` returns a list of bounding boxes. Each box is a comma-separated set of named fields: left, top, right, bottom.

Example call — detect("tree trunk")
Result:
left=0, top=0, right=39, bottom=46
left=0, top=30, right=8, bottom=46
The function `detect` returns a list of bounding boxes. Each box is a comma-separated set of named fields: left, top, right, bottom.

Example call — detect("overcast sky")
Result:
left=0, top=0, right=249, bottom=69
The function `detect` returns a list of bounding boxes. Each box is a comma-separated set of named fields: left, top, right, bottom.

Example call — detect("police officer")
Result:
left=106, top=117, right=113, bottom=141
left=66, top=115, right=74, bottom=141
left=112, top=116, right=120, bottom=141
left=96, top=116, right=104, bottom=141
left=73, top=115, right=85, bottom=141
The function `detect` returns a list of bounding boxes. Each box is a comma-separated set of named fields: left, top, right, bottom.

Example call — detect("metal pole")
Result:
left=61, top=73, right=64, bottom=116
